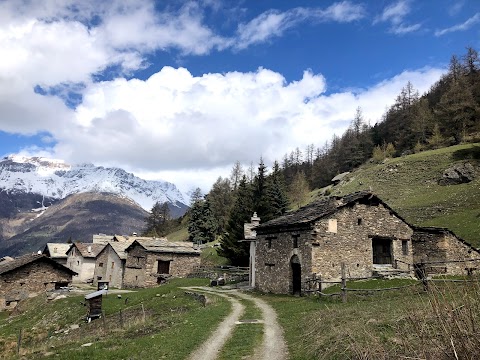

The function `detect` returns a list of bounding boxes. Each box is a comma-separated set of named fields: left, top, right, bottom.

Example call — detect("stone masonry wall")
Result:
left=255, top=202, right=413, bottom=294
left=255, top=230, right=312, bottom=294
left=413, top=230, right=480, bottom=275
left=0, top=261, right=72, bottom=310
left=312, top=203, right=413, bottom=281
left=93, top=248, right=124, bottom=288
left=123, top=244, right=147, bottom=288
left=123, top=244, right=201, bottom=288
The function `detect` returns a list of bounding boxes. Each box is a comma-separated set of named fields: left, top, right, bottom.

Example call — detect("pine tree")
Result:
left=188, top=196, right=218, bottom=245
left=252, top=158, right=270, bottom=219
left=266, top=161, right=289, bottom=218
left=218, top=176, right=253, bottom=266
left=207, top=177, right=234, bottom=235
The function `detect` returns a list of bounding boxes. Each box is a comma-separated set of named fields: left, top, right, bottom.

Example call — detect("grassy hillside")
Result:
left=327, top=143, right=480, bottom=246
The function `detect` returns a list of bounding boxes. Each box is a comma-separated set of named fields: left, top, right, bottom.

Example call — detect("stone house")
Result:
left=93, top=242, right=133, bottom=288
left=253, top=192, right=415, bottom=294
left=123, top=238, right=201, bottom=288
left=0, top=254, right=76, bottom=310
left=92, top=234, right=133, bottom=244
left=412, top=226, right=480, bottom=275
left=66, top=243, right=106, bottom=283
left=42, top=243, right=71, bottom=266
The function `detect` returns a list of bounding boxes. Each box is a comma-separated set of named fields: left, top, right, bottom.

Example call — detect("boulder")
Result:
left=438, top=163, right=475, bottom=185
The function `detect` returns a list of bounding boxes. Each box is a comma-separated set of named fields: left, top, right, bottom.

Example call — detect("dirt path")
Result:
left=184, top=287, right=288, bottom=360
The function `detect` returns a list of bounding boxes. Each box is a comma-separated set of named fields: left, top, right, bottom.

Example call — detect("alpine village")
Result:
left=1, top=39, right=480, bottom=360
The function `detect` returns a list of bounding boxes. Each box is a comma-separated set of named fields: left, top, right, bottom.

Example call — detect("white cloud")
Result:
left=235, top=2, right=365, bottom=49
left=374, top=0, right=421, bottom=35
left=19, top=65, right=441, bottom=194
left=435, top=12, right=480, bottom=36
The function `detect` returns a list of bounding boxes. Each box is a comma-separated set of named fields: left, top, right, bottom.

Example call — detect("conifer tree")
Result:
left=218, top=176, right=253, bottom=266
left=266, top=161, right=289, bottom=219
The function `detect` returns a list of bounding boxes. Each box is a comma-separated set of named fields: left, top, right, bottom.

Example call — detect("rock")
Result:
left=70, top=324, right=79, bottom=330
left=438, top=163, right=476, bottom=185
left=81, top=342, right=93, bottom=347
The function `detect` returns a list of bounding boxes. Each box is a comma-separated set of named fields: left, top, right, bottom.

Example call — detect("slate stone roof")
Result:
left=126, top=238, right=200, bottom=255
left=106, top=241, right=134, bottom=260
left=43, top=243, right=71, bottom=259
left=68, top=243, right=106, bottom=258
left=256, top=191, right=396, bottom=233
left=0, top=254, right=77, bottom=275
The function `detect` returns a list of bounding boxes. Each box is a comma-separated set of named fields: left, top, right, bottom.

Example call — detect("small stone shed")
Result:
left=42, top=243, right=71, bottom=266
left=412, top=226, right=480, bottom=275
left=93, top=242, right=133, bottom=289
left=0, top=254, right=77, bottom=310
left=66, top=243, right=106, bottom=283
left=254, top=191, right=415, bottom=294
left=123, top=238, right=201, bottom=288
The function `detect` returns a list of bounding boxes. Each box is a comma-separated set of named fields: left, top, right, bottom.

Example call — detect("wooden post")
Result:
left=17, top=328, right=22, bottom=355
left=141, top=303, right=146, bottom=323
left=341, top=263, right=347, bottom=303
left=318, top=275, right=323, bottom=298
left=421, top=260, right=428, bottom=292
left=102, top=310, right=106, bottom=333
left=119, top=309, right=124, bottom=329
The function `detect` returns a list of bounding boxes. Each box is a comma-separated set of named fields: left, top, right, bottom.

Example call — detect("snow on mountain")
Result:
left=0, top=156, right=188, bottom=211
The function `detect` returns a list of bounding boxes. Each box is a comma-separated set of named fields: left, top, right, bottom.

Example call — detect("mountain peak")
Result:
left=0, top=156, right=188, bottom=213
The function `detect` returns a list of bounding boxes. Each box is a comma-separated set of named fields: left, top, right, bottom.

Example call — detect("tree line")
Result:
left=146, top=46, right=479, bottom=266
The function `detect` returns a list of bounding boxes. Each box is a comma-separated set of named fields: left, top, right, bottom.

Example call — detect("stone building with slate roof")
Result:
left=66, top=243, right=106, bottom=283
left=254, top=191, right=413, bottom=294
left=123, top=238, right=201, bottom=288
left=253, top=191, right=480, bottom=295
left=42, top=243, right=71, bottom=266
left=0, top=254, right=76, bottom=310
left=93, top=241, right=133, bottom=288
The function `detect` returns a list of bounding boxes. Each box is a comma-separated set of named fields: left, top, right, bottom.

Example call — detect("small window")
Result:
left=328, top=219, right=337, bottom=233
left=97, top=276, right=102, bottom=280
left=357, top=218, right=362, bottom=225
left=293, top=234, right=300, bottom=249
left=77, top=261, right=80, bottom=265
left=54, top=247, right=57, bottom=253
left=111, top=262, right=115, bottom=269
left=99, top=262, right=104, bottom=267
left=402, top=240, right=408, bottom=255
left=268, top=239, right=272, bottom=249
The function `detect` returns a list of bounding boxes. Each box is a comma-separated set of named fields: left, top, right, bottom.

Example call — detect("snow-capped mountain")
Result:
left=0, top=155, right=188, bottom=212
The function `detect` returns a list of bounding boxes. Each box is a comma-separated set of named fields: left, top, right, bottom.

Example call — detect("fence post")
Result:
left=17, top=328, right=22, bottom=355
left=318, top=275, right=323, bottom=298
left=421, top=260, right=428, bottom=291
left=141, top=303, right=146, bottom=323
left=119, top=309, right=124, bottom=329
left=102, top=310, right=107, bottom=333
left=341, top=262, right=347, bottom=303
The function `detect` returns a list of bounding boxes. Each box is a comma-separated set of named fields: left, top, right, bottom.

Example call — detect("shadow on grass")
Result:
left=452, top=145, right=480, bottom=160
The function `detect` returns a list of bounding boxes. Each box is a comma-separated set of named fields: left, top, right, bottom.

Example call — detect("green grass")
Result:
left=200, top=246, right=229, bottom=266
left=166, top=227, right=189, bottom=242
left=0, top=278, right=233, bottom=359
left=328, top=143, right=480, bottom=247
left=218, top=297, right=264, bottom=360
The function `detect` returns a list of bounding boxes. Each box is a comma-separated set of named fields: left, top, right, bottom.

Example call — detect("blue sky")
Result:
left=0, top=0, right=479, bottom=192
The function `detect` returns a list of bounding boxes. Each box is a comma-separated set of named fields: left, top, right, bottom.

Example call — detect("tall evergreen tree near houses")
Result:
left=207, top=176, right=234, bottom=235
left=266, top=161, right=289, bottom=219
left=144, top=201, right=171, bottom=236
left=218, top=176, right=253, bottom=266
left=187, top=190, right=218, bottom=245
left=252, top=158, right=271, bottom=220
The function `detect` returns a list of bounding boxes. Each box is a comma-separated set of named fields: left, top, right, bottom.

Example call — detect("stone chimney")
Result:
left=244, top=212, right=260, bottom=240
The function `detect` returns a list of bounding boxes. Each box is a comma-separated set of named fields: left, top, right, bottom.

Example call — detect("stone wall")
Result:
left=255, top=230, right=312, bottom=294
left=123, top=244, right=201, bottom=288
left=123, top=244, right=147, bottom=288
left=0, top=260, right=72, bottom=310
left=312, top=203, right=413, bottom=281
left=93, top=247, right=125, bottom=288
left=255, top=202, right=413, bottom=294
left=413, top=230, right=480, bottom=275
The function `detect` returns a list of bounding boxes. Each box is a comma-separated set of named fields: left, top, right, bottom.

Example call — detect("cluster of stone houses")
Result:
left=0, top=235, right=201, bottom=310
left=246, top=191, right=480, bottom=294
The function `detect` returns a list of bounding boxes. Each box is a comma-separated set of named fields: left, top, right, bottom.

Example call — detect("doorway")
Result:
left=291, top=255, right=302, bottom=295
left=372, top=237, right=392, bottom=264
